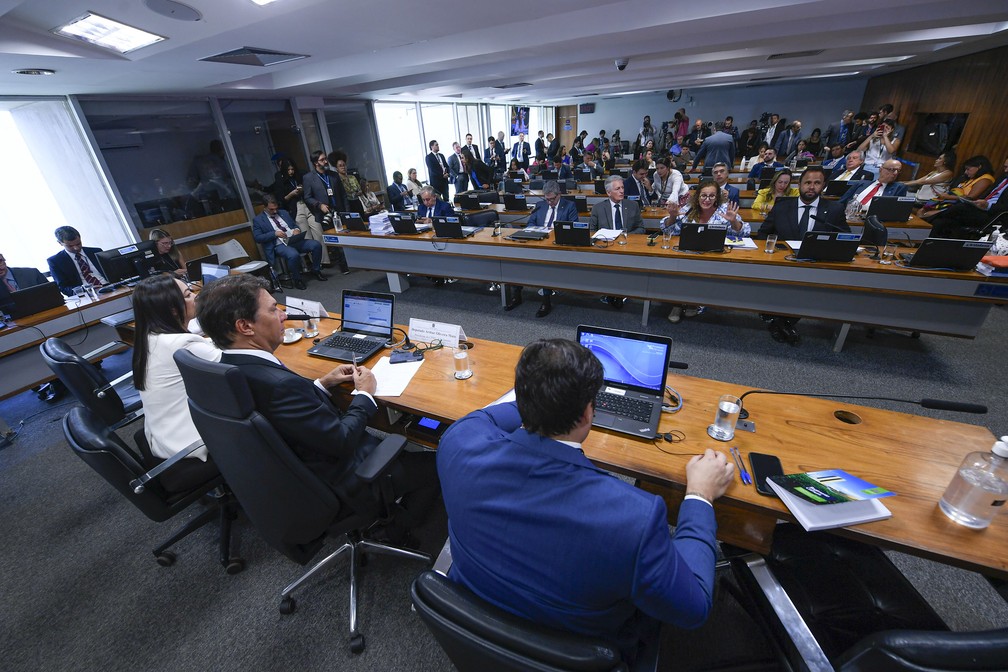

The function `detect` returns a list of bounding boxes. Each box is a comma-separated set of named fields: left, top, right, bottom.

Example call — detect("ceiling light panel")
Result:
left=53, top=12, right=165, bottom=54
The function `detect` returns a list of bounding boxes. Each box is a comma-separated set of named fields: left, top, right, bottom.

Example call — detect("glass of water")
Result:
left=707, top=394, right=741, bottom=441
left=305, top=318, right=319, bottom=338
left=764, top=234, right=778, bottom=254
left=879, top=242, right=896, bottom=265
left=453, top=343, right=473, bottom=380
left=661, top=228, right=673, bottom=249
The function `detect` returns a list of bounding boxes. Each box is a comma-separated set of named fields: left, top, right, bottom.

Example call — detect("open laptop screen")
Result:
left=577, top=326, right=670, bottom=393
left=342, top=290, right=393, bottom=337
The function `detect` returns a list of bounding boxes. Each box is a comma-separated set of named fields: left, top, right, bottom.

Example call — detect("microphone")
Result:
left=668, top=360, right=689, bottom=370
left=283, top=313, right=340, bottom=322
left=736, top=389, right=987, bottom=420
left=647, top=230, right=662, bottom=246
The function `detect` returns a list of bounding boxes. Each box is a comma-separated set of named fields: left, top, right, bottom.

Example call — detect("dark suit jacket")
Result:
left=838, top=180, right=909, bottom=206
left=47, top=248, right=103, bottom=296
left=0, top=266, right=48, bottom=306
left=722, top=184, right=740, bottom=206
left=829, top=165, right=874, bottom=181
left=511, top=141, right=531, bottom=168
left=302, top=169, right=348, bottom=221
left=386, top=182, right=410, bottom=212
left=623, top=176, right=652, bottom=205
left=528, top=198, right=579, bottom=228
left=755, top=197, right=849, bottom=240
left=426, top=152, right=450, bottom=190
left=447, top=153, right=469, bottom=192
left=417, top=199, right=455, bottom=219
left=546, top=138, right=559, bottom=160
left=219, top=352, right=379, bottom=505
left=588, top=199, right=644, bottom=234
left=535, top=137, right=546, bottom=159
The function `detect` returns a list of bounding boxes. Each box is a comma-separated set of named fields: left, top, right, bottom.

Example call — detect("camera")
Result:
left=615, top=58, right=629, bottom=72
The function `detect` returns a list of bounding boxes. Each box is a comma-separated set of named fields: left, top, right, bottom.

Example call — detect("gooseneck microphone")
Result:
left=736, top=389, right=987, bottom=420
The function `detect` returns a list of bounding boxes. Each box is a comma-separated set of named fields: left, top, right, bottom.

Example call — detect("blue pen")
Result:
left=730, top=447, right=752, bottom=485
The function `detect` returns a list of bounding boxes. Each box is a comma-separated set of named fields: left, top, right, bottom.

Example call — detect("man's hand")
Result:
left=353, top=366, right=377, bottom=395
left=290, top=228, right=301, bottom=236
left=665, top=201, right=681, bottom=219
left=275, top=230, right=287, bottom=239
left=319, top=364, right=355, bottom=388
left=320, top=204, right=331, bottom=214
left=685, top=449, right=735, bottom=502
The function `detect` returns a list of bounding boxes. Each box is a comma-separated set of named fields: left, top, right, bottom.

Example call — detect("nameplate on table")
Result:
left=285, top=296, right=328, bottom=318
left=409, top=318, right=467, bottom=349
left=322, top=234, right=340, bottom=245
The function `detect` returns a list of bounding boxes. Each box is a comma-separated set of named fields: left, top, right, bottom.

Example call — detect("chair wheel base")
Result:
left=350, top=633, right=365, bottom=654
left=279, top=596, right=297, bottom=615
left=155, top=551, right=176, bottom=567
left=225, top=558, right=245, bottom=575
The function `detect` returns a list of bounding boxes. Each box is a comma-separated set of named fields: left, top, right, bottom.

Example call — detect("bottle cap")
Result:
left=993, top=441, right=1008, bottom=458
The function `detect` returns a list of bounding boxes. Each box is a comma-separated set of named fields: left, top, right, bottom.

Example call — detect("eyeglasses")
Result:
left=880, top=166, right=899, bottom=173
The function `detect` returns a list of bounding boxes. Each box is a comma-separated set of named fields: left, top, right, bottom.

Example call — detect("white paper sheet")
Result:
left=725, top=237, right=758, bottom=250
left=370, top=356, right=424, bottom=397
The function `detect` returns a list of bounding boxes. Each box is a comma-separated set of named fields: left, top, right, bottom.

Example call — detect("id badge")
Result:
left=327, top=188, right=334, bottom=197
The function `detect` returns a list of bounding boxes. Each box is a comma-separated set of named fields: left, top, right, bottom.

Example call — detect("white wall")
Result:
left=561, top=78, right=869, bottom=144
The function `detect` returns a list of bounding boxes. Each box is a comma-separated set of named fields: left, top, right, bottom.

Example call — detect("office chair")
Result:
left=734, top=523, right=1008, bottom=671
left=464, top=208, right=499, bottom=230
left=205, top=239, right=270, bottom=274
left=411, top=570, right=657, bottom=672
left=41, top=336, right=142, bottom=430
left=62, top=405, right=241, bottom=572
left=174, top=350, right=431, bottom=654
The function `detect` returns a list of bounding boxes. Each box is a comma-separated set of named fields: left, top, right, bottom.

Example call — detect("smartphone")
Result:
left=748, top=452, right=784, bottom=497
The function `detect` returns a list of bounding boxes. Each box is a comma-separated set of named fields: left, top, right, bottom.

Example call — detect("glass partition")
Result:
left=374, top=102, right=424, bottom=186
left=219, top=98, right=305, bottom=206
left=456, top=103, right=482, bottom=147
left=419, top=103, right=457, bottom=184
left=324, top=101, right=382, bottom=189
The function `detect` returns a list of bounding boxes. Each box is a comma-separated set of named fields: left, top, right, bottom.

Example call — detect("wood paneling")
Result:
left=556, top=105, right=578, bottom=156
left=861, top=46, right=1008, bottom=175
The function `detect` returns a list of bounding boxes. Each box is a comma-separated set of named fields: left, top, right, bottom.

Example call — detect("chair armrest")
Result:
left=354, top=434, right=406, bottom=483
left=129, top=440, right=205, bottom=494
left=837, top=628, right=1008, bottom=672
left=83, top=340, right=124, bottom=360
left=95, top=370, right=133, bottom=399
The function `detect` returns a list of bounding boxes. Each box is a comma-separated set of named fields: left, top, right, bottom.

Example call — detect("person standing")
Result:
left=447, top=142, right=469, bottom=195
left=511, top=132, right=531, bottom=170
left=302, top=150, right=349, bottom=274
left=425, top=140, right=451, bottom=202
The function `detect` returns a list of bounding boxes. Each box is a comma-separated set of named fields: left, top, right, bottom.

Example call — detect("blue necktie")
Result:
left=614, top=204, right=623, bottom=230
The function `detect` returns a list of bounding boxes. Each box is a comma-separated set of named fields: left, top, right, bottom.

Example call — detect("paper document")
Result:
left=484, top=388, right=516, bottom=408
left=785, top=239, right=802, bottom=250
left=370, top=356, right=424, bottom=397
left=592, top=228, right=622, bottom=241
left=725, top=237, right=758, bottom=250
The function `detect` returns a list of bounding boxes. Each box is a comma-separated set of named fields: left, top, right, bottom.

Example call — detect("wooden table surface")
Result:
left=278, top=320, right=1008, bottom=579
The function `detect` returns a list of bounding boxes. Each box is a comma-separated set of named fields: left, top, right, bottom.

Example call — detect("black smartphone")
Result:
left=748, top=452, right=784, bottom=497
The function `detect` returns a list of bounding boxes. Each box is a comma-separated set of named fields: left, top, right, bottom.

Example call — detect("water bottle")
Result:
left=938, top=438, right=1008, bottom=529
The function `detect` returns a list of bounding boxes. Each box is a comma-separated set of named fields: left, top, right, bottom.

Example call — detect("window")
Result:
left=374, top=102, right=424, bottom=187
left=219, top=98, right=305, bottom=204
left=419, top=103, right=456, bottom=183
left=325, top=101, right=383, bottom=188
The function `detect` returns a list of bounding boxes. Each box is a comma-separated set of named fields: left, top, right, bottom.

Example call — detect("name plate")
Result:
left=284, top=296, right=328, bottom=318
left=409, top=318, right=468, bottom=349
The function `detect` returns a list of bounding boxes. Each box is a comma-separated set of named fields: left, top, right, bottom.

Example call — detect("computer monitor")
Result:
left=95, top=241, right=156, bottom=285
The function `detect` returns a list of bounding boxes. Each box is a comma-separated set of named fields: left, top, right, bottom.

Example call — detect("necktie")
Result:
left=859, top=182, right=882, bottom=205
left=3, top=275, right=15, bottom=293
left=545, top=206, right=555, bottom=229
left=614, top=203, right=623, bottom=230
left=638, top=180, right=649, bottom=207
left=270, top=213, right=288, bottom=232
left=986, top=179, right=1008, bottom=205
left=799, top=204, right=811, bottom=232
left=839, top=170, right=853, bottom=181
left=75, top=252, right=102, bottom=287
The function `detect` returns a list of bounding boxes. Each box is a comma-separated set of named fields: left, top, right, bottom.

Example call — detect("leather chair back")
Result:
left=836, top=628, right=1008, bottom=671
left=464, top=209, right=499, bottom=230
left=411, top=570, right=627, bottom=672
left=41, top=337, right=131, bottom=427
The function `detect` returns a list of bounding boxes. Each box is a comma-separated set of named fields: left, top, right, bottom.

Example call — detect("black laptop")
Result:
left=338, top=212, right=368, bottom=231
left=458, top=193, right=481, bottom=210
left=795, top=231, right=861, bottom=262
left=758, top=166, right=778, bottom=189
left=6, top=281, right=65, bottom=318
left=503, top=193, right=532, bottom=210
left=503, top=179, right=524, bottom=194
left=678, top=223, right=728, bottom=252
left=594, top=179, right=607, bottom=195
left=865, top=196, right=915, bottom=223
left=433, top=216, right=481, bottom=238
left=900, top=238, right=993, bottom=270
left=561, top=194, right=589, bottom=213
left=388, top=212, right=431, bottom=234
left=576, top=325, right=673, bottom=440
left=185, top=254, right=218, bottom=282
left=541, top=170, right=559, bottom=181
left=823, top=180, right=852, bottom=197
left=307, top=289, right=394, bottom=363
left=553, top=221, right=592, bottom=247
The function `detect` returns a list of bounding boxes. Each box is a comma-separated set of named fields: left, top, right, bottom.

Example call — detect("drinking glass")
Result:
left=454, top=343, right=473, bottom=380
left=879, top=242, right=896, bottom=265
left=618, top=229, right=628, bottom=246
left=305, top=318, right=319, bottom=338
left=707, top=394, right=742, bottom=441
left=764, top=234, right=778, bottom=254
left=661, top=229, right=673, bottom=249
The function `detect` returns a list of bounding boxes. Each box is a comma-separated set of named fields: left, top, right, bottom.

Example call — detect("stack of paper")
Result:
left=368, top=213, right=394, bottom=236
left=592, top=228, right=622, bottom=242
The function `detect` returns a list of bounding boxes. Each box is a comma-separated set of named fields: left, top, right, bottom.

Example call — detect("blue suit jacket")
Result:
left=417, top=199, right=455, bottom=219
left=386, top=182, right=411, bottom=212
left=528, top=198, right=579, bottom=227
left=838, top=180, right=909, bottom=206
left=252, top=209, right=301, bottom=265
left=47, top=247, right=103, bottom=296
left=0, top=266, right=48, bottom=307
left=438, top=402, right=718, bottom=655
left=722, top=184, right=740, bottom=206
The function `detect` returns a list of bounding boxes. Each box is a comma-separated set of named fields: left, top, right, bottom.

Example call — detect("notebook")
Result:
left=307, top=290, right=394, bottom=363
left=553, top=221, right=592, bottom=246
left=6, top=281, right=65, bottom=318
left=795, top=231, right=861, bottom=262
left=900, top=238, right=993, bottom=270
left=432, top=216, right=481, bottom=238
left=576, top=325, right=672, bottom=439
left=678, top=223, right=728, bottom=252
left=388, top=212, right=431, bottom=234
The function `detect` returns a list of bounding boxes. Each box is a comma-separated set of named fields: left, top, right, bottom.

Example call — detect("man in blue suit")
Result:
left=252, top=194, right=325, bottom=290
left=0, top=252, right=48, bottom=311
left=385, top=171, right=414, bottom=212
left=711, top=162, right=740, bottom=206
left=438, top=338, right=734, bottom=665
left=416, top=186, right=455, bottom=221
left=505, top=181, right=579, bottom=317
left=838, top=159, right=908, bottom=209
left=47, top=226, right=107, bottom=296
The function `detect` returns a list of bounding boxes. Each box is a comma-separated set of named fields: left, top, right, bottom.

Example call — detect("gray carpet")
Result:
left=1, top=268, right=1005, bottom=671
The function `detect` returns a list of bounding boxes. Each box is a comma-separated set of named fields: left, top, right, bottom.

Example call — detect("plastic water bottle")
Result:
left=939, top=438, right=1008, bottom=529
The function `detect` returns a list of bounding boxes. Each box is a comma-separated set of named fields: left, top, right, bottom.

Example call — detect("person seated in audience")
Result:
left=822, top=145, right=847, bottom=173
left=785, top=139, right=815, bottom=164
left=829, top=149, right=873, bottom=181
left=904, top=152, right=956, bottom=203
left=822, top=110, right=855, bottom=155
left=920, top=155, right=994, bottom=218
left=650, top=157, right=689, bottom=207
left=416, top=185, right=455, bottom=221
left=506, top=158, right=529, bottom=181
left=461, top=147, right=495, bottom=190
left=926, top=157, right=1008, bottom=239
left=752, top=169, right=798, bottom=213
left=710, top=162, right=740, bottom=206
left=552, top=156, right=574, bottom=180
left=738, top=120, right=761, bottom=162
left=253, top=194, right=326, bottom=291
left=0, top=252, right=47, bottom=311
left=386, top=171, right=415, bottom=212
left=805, top=128, right=823, bottom=157
left=857, top=118, right=900, bottom=176
left=643, top=148, right=656, bottom=172
left=746, top=148, right=783, bottom=189
left=47, top=226, right=106, bottom=296
left=148, top=229, right=187, bottom=277
left=438, top=338, right=733, bottom=665
left=838, top=160, right=908, bottom=214
left=404, top=167, right=425, bottom=200
left=577, top=151, right=603, bottom=180
left=600, top=147, right=616, bottom=174
left=623, top=160, right=653, bottom=206
left=687, top=119, right=709, bottom=153
left=331, top=151, right=381, bottom=215
left=659, top=179, right=750, bottom=324
left=196, top=274, right=440, bottom=546
left=131, top=273, right=221, bottom=485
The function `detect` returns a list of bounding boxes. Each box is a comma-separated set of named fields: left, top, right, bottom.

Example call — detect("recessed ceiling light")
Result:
left=53, top=12, right=165, bottom=54
left=12, top=68, right=56, bottom=76
left=249, top=0, right=283, bottom=5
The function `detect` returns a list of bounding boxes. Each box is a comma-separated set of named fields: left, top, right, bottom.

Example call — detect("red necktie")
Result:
left=270, top=213, right=288, bottom=232
left=75, top=252, right=102, bottom=287
left=986, top=179, right=1008, bottom=204
left=859, top=182, right=882, bottom=206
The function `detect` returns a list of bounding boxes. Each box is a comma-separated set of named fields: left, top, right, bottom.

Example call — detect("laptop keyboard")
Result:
left=595, top=391, right=652, bottom=422
left=319, top=333, right=382, bottom=353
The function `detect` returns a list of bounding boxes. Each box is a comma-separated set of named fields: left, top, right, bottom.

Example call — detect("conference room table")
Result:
left=328, top=226, right=1007, bottom=351
left=276, top=323, right=1008, bottom=580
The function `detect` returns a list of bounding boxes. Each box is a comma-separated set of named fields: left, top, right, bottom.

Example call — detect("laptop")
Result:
left=553, top=221, right=592, bottom=246
left=186, top=254, right=218, bottom=282
left=900, top=238, right=993, bottom=270
left=574, top=168, right=593, bottom=182
left=561, top=194, right=589, bottom=213
left=388, top=212, right=431, bottom=234
left=678, top=223, right=728, bottom=252
left=6, top=282, right=65, bottom=319
left=758, top=166, right=777, bottom=189
left=506, top=171, right=525, bottom=181
left=795, top=231, right=861, bottom=262
left=823, top=180, right=851, bottom=197
left=594, top=179, right=607, bottom=195
left=503, top=179, right=524, bottom=194
left=576, top=325, right=672, bottom=440
left=433, top=215, right=481, bottom=238
left=307, top=290, right=394, bottom=363
left=458, top=193, right=481, bottom=210
left=503, top=193, right=532, bottom=210
left=338, top=211, right=368, bottom=231
left=508, top=228, right=550, bottom=241
left=865, top=196, right=915, bottom=223
left=541, top=170, right=559, bottom=181
left=201, top=263, right=231, bottom=286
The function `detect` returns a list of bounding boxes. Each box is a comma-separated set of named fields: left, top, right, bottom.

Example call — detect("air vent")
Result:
left=492, top=82, right=532, bottom=89
left=749, top=75, right=786, bottom=82
left=767, top=50, right=824, bottom=60
left=201, top=47, right=307, bottom=67
left=573, top=93, right=599, bottom=98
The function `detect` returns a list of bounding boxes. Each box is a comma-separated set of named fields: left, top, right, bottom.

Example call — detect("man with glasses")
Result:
left=838, top=159, right=908, bottom=208
left=0, top=252, right=48, bottom=312
left=710, top=162, right=740, bottom=206
left=303, top=149, right=349, bottom=274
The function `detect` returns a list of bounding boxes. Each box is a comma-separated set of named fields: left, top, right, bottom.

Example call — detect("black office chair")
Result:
left=174, top=350, right=431, bottom=654
left=41, top=336, right=142, bottom=430
left=465, top=208, right=499, bottom=230
left=62, top=405, right=241, bottom=572
left=411, top=570, right=657, bottom=672
left=734, top=523, right=1008, bottom=671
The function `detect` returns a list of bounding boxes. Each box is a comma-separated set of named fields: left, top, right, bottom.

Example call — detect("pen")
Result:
left=352, top=354, right=359, bottom=371
left=730, top=447, right=751, bottom=485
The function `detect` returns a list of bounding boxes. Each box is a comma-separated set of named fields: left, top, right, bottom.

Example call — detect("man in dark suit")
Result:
left=588, top=176, right=644, bottom=234
left=0, top=252, right=48, bottom=310
left=546, top=133, right=559, bottom=161
left=829, top=150, right=874, bottom=181
left=302, top=149, right=349, bottom=274
left=823, top=110, right=855, bottom=154
left=623, top=160, right=653, bottom=207
left=252, top=194, right=325, bottom=291
left=505, top=181, right=580, bottom=318
left=711, top=162, right=740, bottom=206
left=756, top=166, right=850, bottom=345
left=425, top=140, right=450, bottom=202
left=774, top=120, right=802, bottom=158
left=47, top=226, right=106, bottom=296
left=511, top=132, right=531, bottom=169
left=438, top=338, right=732, bottom=665
left=838, top=160, right=908, bottom=208
left=195, top=273, right=439, bottom=543
left=534, top=130, right=546, bottom=162
left=746, top=148, right=784, bottom=189
left=463, top=133, right=478, bottom=160
left=927, top=157, right=1008, bottom=239
left=447, top=142, right=468, bottom=195
left=551, top=156, right=573, bottom=180
left=385, top=171, right=414, bottom=212
left=416, top=186, right=455, bottom=221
